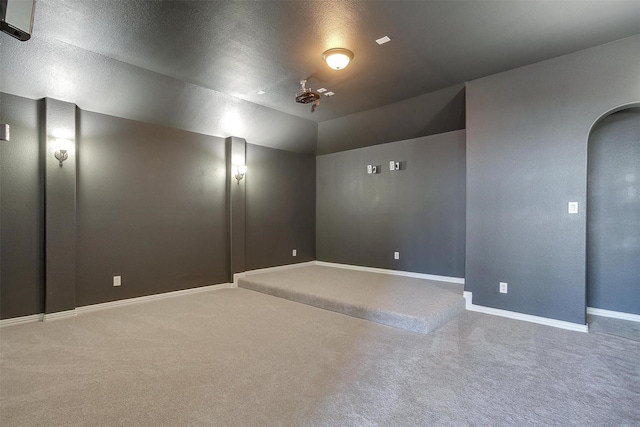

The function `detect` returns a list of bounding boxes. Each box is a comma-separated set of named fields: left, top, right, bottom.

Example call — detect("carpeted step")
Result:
left=238, top=265, right=465, bottom=334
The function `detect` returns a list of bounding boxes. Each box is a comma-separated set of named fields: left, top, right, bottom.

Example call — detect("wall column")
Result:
left=226, top=136, right=246, bottom=282
left=44, top=98, right=77, bottom=317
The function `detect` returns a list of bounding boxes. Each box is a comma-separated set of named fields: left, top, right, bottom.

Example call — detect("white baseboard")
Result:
left=315, top=261, right=465, bottom=285
left=587, top=307, right=640, bottom=323
left=0, top=313, right=44, bottom=327
left=77, top=283, right=232, bottom=314
left=464, top=291, right=588, bottom=333
left=1, top=283, right=232, bottom=327
left=233, top=261, right=316, bottom=286
left=234, top=260, right=465, bottom=287
left=43, top=309, right=77, bottom=322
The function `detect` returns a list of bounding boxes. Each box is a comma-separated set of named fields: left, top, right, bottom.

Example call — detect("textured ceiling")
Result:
left=31, top=0, right=640, bottom=123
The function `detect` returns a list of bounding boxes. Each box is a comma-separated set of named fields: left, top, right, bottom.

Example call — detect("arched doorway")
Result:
left=587, top=107, right=640, bottom=317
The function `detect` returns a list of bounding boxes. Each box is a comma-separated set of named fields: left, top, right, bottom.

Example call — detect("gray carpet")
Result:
left=238, top=265, right=465, bottom=334
left=1, top=287, right=639, bottom=426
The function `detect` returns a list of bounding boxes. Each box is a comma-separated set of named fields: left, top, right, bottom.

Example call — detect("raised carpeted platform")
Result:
left=238, top=265, right=465, bottom=334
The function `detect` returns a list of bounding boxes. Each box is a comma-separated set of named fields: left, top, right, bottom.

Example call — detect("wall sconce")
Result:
left=234, top=164, right=247, bottom=184
left=52, top=138, right=73, bottom=167
left=0, top=123, right=9, bottom=141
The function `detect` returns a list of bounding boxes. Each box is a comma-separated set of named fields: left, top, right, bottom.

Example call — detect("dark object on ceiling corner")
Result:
left=1, top=0, right=36, bottom=41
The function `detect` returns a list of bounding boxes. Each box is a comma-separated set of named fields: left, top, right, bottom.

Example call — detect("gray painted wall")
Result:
left=1, top=94, right=318, bottom=318
left=317, top=130, right=466, bottom=277
left=587, top=108, right=640, bottom=315
left=0, top=93, right=44, bottom=319
left=466, top=35, right=640, bottom=324
left=317, top=84, right=465, bottom=155
left=76, top=111, right=229, bottom=306
left=245, top=143, right=316, bottom=270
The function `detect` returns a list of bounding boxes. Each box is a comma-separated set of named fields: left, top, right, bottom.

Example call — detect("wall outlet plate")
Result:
left=389, top=161, right=395, bottom=171
left=367, top=165, right=372, bottom=174
left=499, top=282, right=508, bottom=293
left=568, top=201, right=578, bottom=214
left=113, top=275, right=122, bottom=287
left=292, top=249, right=297, bottom=256
left=394, top=251, right=400, bottom=260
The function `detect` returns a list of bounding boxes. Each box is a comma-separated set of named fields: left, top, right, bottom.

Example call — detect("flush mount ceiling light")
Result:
left=322, top=48, right=354, bottom=70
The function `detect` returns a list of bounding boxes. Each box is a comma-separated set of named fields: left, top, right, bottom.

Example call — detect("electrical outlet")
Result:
left=389, top=161, right=395, bottom=171
left=367, top=165, right=372, bottom=174
left=394, top=252, right=400, bottom=260
left=499, top=282, right=508, bottom=294
left=292, top=249, right=297, bottom=257
left=113, top=276, right=122, bottom=287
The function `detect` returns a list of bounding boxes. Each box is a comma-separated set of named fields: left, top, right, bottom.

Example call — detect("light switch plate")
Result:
left=568, top=202, right=578, bottom=214
left=113, top=276, right=121, bottom=287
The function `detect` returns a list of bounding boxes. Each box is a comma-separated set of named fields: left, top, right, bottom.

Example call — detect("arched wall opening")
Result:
left=587, top=106, right=640, bottom=316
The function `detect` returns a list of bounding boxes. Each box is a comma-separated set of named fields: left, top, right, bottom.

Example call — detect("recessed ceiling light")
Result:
left=376, top=36, right=391, bottom=45
left=324, top=92, right=335, bottom=97
left=257, top=90, right=267, bottom=95
left=317, top=88, right=327, bottom=93
left=322, top=48, right=354, bottom=70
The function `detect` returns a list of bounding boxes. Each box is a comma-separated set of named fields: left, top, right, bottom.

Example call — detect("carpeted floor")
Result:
left=238, top=265, right=466, bottom=334
left=1, top=287, right=639, bottom=426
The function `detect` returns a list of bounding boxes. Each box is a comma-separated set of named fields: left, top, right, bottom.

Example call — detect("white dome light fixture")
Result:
left=322, top=48, right=354, bottom=70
